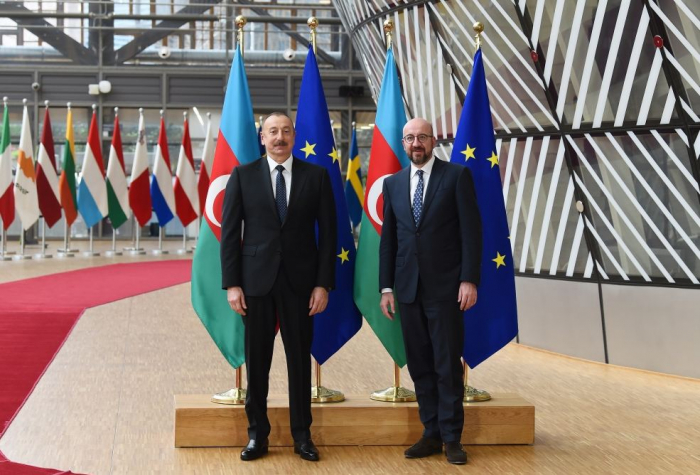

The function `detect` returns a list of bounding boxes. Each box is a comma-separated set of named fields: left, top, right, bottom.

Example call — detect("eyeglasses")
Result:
left=402, top=134, right=433, bottom=144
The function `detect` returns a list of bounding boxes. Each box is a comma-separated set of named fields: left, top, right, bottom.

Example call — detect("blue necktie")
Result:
left=275, top=165, right=287, bottom=222
left=413, top=169, right=424, bottom=226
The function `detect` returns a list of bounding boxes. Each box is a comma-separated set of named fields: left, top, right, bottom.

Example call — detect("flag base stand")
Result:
left=56, top=251, right=75, bottom=258
left=151, top=249, right=169, bottom=255
left=311, top=361, right=344, bottom=403
left=106, top=230, right=122, bottom=256
left=152, top=226, right=168, bottom=255
left=105, top=250, right=123, bottom=257
left=13, top=254, right=32, bottom=261
left=463, top=361, right=491, bottom=402
left=35, top=220, right=52, bottom=259
left=211, top=367, right=246, bottom=405
left=33, top=253, right=53, bottom=259
left=82, top=251, right=101, bottom=257
left=211, top=388, right=247, bottom=405
left=176, top=248, right=192, bottom=255
left=311, top=386, right=345, bottom=403
left=129, top=249, right=147, bottom=255
left=370, top=363, right=416, bottom=403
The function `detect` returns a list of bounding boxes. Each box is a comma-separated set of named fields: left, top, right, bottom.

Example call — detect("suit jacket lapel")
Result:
left=398, top=167, right=412, bottom=223
left=285, top=157, right=307, bottom=226
left=418, top=158, right=446, bottom=228
left=259, top=157, right=278, bottom=220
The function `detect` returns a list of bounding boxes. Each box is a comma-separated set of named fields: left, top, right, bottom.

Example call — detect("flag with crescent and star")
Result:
left=450, top=48, right=518, bottom=368
left=191, top=44, right=259, bottom=369
left=353, top=47, right=409, bottom=368
left=294, top=45, right=362, bottom=365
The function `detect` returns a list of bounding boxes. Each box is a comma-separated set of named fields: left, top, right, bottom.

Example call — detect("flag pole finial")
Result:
left=114, top=106, right=119, bottom=117
left=308, top=16, right=318, bottom=55
left=67, top=102, right=71, bottom=110
left=183, top=110, right=188, bottom=119
left=236, top=15, right=246, bottom=56
left=473, top=22, right=484, bottom=51
left=2, top=97, right=7, bottom=106
left=138, top=107, right=143, bottom=114
left=159, top=109, right=164, bottom=117
left=23, top=98, right=27, bottom=106
left=92, top=103, right=97, bottom=112
left=207, top=112, right=212, bottom=119
left=352, top=121, right=356, bottom=128
left=383, top=19, right=393, bottom=51
left=44, top=100, right=49, bottom=109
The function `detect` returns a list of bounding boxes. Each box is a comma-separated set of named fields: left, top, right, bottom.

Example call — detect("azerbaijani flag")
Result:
left=14, top=102, right=40, bottom=231
left=191, top=45, right=259, bottom=369
left=129, top=110, right=151, bottom=227
left=78, top=108, right=108, bottom=229
left=106, top=113, right=130, bottom=229
left=174, top=114, right=199, bottom=227
left=294, top=45, right=362, bottom=364
left=151, top=116, right=176, bottom=226
left=353, top=48, right=409, bottom=367
left=59, top=106, right=78, bottom=226
left=450, top=49, right=518, bottom=368
left=36, top=105, right=62, bottom=228
left=0, top=101, right=14, bottom=230
left=344, top=124, right=363, bottom=229
left=196, top=114, right=215, bottom=216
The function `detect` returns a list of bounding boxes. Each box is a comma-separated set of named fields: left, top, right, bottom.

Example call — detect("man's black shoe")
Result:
left=404, top=437, right=442, bottom=458
left=444, top=442, right=467, bottom=465
left=240, top=439, right=269, bottom=461
left=294, top=439, right=320, bottom=461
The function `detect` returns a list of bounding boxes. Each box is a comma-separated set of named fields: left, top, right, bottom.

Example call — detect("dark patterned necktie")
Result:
left=413, top=169, right=424, bottom=226
left=275, top=165, right=287, bottom=222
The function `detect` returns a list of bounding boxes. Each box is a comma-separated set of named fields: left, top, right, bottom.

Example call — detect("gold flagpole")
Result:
left=368, top=19, right=416, bottom=403
left=306, top=15, right=345, bottom=404
left=462, top=22, right=492, bottom=403
left=211, top=15, right=248, bottom=406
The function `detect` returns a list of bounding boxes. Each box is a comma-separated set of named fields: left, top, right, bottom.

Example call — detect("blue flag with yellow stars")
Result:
left=450, top=48, right=518, bottom=368
left=344, top=126, right=363, bottom=229
left=294, top=45, right=362, bottom=364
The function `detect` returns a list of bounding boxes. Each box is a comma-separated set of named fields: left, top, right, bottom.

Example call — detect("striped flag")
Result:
left=191, top=45, right=258, bottom=369
left=353, top=48, right=409, bottom=367
left=36, top=106, right=62, bottom=228
left=14, top=102, right=40, bottom=231
left=344, top=125, right=363, bottom=229
left=0, top=101, right=14, bottom=230
left=106, top=113, right=130, bottom=229
left=59, top=106, right=78, bottom=226
left=196, top=115, right=214, bottom=216
left=174, top=114, right=199, bottom=227
left=151, top=117, right=175, bottom=226
left=129, top=110, right=152, bottom=227
left=78, top=108, right=108, bottom=228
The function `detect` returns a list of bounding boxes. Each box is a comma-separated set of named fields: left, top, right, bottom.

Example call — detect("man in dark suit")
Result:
left=220, top=112, right=336, bottom=462
left=379, top=117, right=482, bottom=465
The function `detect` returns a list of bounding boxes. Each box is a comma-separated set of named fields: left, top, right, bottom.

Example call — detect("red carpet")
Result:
left=0, top=260, right=192, bottom=475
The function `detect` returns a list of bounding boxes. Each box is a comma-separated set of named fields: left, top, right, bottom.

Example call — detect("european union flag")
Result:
left=344, top=126, right=363, bottom=229
left=450, top=48, right=518, bottom=368
left=295, top=45, right=362, bottom=364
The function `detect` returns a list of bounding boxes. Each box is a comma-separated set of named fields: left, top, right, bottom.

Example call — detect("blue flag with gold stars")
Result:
left=450, top=48, right=518, bottom=368
left=295, top=45, right=362, bottom=364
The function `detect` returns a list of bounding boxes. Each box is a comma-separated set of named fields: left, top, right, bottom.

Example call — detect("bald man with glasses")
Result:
left=379, top=117, right=482, bottom=465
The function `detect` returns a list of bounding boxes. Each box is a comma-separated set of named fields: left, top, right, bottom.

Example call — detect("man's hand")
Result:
left=458, top=282, right=477, bottom=311
left=227, top=286, right=247, bottom=316
left=309, top=287, right=329, bottom=316
left=380, top=291, right=396, bottom=321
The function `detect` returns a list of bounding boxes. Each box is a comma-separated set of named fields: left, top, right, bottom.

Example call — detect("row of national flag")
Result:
left=0, top=104, right=217, bottom=234
left=192, top=41, right=517, bottom=373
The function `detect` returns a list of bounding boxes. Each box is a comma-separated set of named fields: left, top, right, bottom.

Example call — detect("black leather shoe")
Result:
left=445, top=442, right=467, bottom=465
left=240, top=439, right=269, bottom=461
left=404, top=437, right=442, bottom=458
left=294, top=439, right=320, bottom=461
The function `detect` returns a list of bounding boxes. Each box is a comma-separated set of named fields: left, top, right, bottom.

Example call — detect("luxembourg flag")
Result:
left=196, top=114, right=214, bottom=216
left=78, top=108, right=108, bottom=228
left=150, top=115, right=176, bottom=226
left=174, top=113, right=199, bottom=227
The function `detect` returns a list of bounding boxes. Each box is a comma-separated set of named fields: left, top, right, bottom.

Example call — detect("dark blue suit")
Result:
left=379, top=157, right=481, bottom=442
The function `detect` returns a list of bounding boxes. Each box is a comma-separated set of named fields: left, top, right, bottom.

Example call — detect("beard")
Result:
left=409, top=147, right=432, bottom=166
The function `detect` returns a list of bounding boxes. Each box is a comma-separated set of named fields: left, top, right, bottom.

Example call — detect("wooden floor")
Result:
left=1, top=243, right=700, bottom=474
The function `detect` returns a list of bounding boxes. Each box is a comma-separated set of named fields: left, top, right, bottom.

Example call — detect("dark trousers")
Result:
left=398, top=282, right=465, bottom=443
left=242, top=268, right=314, bottom=443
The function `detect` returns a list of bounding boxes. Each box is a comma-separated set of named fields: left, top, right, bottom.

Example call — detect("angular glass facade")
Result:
left=334, top=0, right=700, bottom=286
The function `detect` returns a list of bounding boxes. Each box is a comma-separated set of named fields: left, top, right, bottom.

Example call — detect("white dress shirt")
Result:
left=267, top=155, right=293, bottom=202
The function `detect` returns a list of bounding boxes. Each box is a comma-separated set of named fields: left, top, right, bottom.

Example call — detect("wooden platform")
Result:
left=174, top=393, right=534, bottom=447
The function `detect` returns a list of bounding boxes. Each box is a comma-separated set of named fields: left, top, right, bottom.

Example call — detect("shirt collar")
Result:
left=267, top=155, right=293, bottom=174
left=410, top=156, right=435, bottom=178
